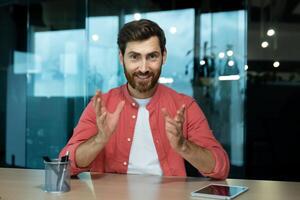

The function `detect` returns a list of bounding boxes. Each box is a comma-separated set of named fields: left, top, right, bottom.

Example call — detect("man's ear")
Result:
left=119, top=51, right=124, bottom=66
left=162, top=49, right=167, bottom=65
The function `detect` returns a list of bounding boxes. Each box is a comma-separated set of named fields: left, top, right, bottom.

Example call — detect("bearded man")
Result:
left=60, top=19, right=229, bottom=179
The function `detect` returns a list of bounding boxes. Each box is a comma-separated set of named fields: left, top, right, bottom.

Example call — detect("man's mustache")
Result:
left=133, top=71, right=154, bottom=77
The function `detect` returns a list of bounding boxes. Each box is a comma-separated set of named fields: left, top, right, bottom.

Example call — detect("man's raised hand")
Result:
left=93, top=91, right=125, bottom=144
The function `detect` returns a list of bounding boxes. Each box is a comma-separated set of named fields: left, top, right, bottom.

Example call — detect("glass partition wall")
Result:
left=3, top=0, right=247, bottom=177
left=6, top=0, right=88, bottom=168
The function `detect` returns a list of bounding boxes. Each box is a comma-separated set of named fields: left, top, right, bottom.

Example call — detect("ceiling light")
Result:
left=218, top=52, right=225, bottom=59
left=169, top=26, right=177, bottom=34
left=273, top=61, right=280, bottom=68
left=226, top=50, right=234, bottom=57
left=228, top=60, right=235, bottom=66
left=91, top=34, right=99, bottom=42
left=159, top=77, right=174, bottom=84
left=267, top=29, right=275, bottom=36
left=133, top=13, right=141, bottom=21
left=218, top=75, right=240, bottom=81
left=261, top=41, right=269, bottom=48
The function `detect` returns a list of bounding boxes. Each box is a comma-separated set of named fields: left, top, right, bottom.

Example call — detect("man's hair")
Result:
left=117, top=19, right=166, bottom=55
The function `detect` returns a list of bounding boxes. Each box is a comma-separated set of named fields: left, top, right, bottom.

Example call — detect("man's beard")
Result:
left=124, top=62, right=162, bottom=93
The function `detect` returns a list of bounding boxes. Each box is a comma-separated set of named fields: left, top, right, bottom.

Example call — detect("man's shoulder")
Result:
left=158, top=84, right=194, bottom=103
left=103, top=85, right=124, bottom=98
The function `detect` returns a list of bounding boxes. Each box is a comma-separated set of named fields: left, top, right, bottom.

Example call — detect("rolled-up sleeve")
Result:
left=185, top=99, right=230, bottom=179
left=59, top=101, right=103, bottom=175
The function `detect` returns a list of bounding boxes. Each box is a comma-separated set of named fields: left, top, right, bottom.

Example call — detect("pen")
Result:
left=60, top=151, right=70, bottom=162
left=58, top=151, right=70, bottom=191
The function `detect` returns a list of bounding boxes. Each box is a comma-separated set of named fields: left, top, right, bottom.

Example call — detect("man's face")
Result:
left=120, top=36, right=166, bottom=95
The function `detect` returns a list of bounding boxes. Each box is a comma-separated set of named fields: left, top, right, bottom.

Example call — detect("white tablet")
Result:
left=190, top=184, right=248, bottom=199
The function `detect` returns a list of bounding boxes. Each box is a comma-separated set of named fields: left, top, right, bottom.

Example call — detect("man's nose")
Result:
left=138, top=58, right=149, bottom=73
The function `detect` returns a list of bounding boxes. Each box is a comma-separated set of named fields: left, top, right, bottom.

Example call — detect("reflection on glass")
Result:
left=87, top=16, right=120, bottom=94
left=25, top=30, right=86, bottom=168
left=13, top=51, right=42, bottom=74
left=33, top=30, right=86, bottom=97
left=200, top=10, right=247, bottom=166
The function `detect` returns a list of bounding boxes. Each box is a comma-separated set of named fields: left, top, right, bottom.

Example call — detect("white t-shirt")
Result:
left=127, top=98, right=163, bottom=176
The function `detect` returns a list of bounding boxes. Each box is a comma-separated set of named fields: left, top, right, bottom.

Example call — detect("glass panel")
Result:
left=199, top=10, right=247, bottom=167
left=246, top=1, right=300, bottom=181
left=26, top=29, right=87, bottom=167
left=32, top=30, right=86, bottom=97
left=86, top=16, right=120, bottom=94
left=5, top=0, right=87, bottom=168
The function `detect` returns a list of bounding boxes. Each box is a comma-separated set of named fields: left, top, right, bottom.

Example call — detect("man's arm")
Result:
left=177, top=139, right=216, bottom=174
left=60, top=91, right=125, bottom=172
left=75, top=91, right=125, bottom=168
left=75, top=132, right=109, bottom=168
left=162, top=103, right=229, bottom=179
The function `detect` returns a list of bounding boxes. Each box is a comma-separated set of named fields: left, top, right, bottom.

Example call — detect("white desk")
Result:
left=1, top=168, right=300, bottom=200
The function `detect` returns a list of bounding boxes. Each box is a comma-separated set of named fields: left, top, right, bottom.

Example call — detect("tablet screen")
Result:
left=192, top=184, right=248, bottom=198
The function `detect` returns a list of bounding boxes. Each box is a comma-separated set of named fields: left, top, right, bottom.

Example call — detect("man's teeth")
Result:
left=137, top=75, right=150, bottom=79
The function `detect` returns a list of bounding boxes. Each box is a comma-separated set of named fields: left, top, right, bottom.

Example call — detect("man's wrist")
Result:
left=178, top=138, right=189, bottom=154
left=94, top=132, right=108, bottom=144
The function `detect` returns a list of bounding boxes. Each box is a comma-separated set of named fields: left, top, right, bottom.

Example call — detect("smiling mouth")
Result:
left=135, top=74, right=152, bottom=80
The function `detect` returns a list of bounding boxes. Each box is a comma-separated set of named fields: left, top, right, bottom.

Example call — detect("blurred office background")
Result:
left=0, top=0, right=299, bottom=181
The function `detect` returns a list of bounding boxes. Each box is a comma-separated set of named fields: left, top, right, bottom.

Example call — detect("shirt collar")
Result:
left=121, top=83, right=162, bottom=110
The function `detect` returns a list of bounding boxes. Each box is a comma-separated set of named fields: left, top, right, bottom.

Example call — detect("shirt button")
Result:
left=132, top=115, right=136, bottom=119
left=127, top=138, right=131, bottom=142
left=123, top=161, right=127, bottom=166
left=132, top=102, right=136, bottom=107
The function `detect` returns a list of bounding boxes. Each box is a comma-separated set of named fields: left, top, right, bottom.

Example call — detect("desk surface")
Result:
left=1, top=168, right=300, bottom=200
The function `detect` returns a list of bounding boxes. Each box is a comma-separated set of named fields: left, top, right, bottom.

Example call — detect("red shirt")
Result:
left=60, top=84, right=230, bottom=179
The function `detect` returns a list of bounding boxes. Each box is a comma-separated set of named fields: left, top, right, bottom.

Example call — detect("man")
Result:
left=60, top=19, right=229, bottom=179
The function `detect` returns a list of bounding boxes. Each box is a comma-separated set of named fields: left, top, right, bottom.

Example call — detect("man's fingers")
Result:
left=101, top=105, right=106, bottom=114
left=165, top=117, right=178, bottom=127
left=165, top=118, right=183, bottom=135
left=93, top=90, right=103, bottom=113
left=179, top=104, right=185, bottom=113
left=163, top=107, right=184, bottom=129
left=165, top=123, right=178, bottom=136
left=95, top=98, right=102, bottom=117
left=98, top=112, right=107, bottom=125
left=115, top=101, right=125, bottom=115
left=174, top=114, right=184, bottom=123
left=95, top=90, right=102, bottom=97
left=175, top=105, right=185, bottom=123
left=93, top=90, right=101, bottom=105
left=162, top=106, right=185, bottom=118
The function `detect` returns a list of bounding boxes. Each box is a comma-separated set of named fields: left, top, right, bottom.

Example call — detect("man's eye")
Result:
left=149, top=54, right=158, bottom=60
left=130, top=55, right=138, bottom=60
